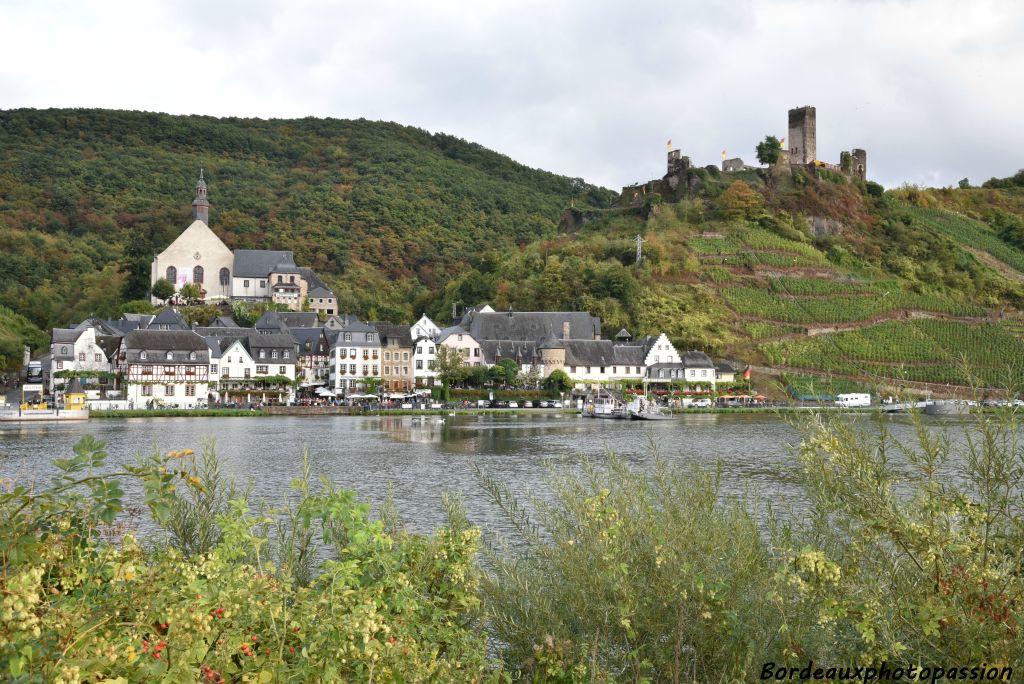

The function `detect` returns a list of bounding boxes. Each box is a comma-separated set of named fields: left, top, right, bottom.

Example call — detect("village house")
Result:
left=118, top=330, right=211, bottom=409
left=292, top=327, right=333, bottom=389
left=48, top=320, right=122, bottom=393
left=217, top=333, right=299, bottom=404
left=436, top=326, right=484, bottom=367
left=375, top=323, right=414, bottom=394
left=410, top=315, right=441, bottom=388
left=328, top=320, right=381, bottom=396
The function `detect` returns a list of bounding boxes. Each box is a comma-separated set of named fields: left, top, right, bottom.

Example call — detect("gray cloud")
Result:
left=2, top=0, right=1021, bottom=189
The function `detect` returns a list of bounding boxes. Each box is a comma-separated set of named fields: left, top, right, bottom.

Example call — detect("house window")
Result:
left=189, top=351, right=196, bottom=361
left=94, top=353, right=102, bottom=362
left=429, top=346, right=435, bottom=354
left=141, top=352, right=147, bottom=360
left=349, top=348, right=356, bottom=356
left=635, top=367, right=640, bottom=374
left=220, top=267, right=230, bottom=285
left=211, top=364, right=218, bottom=374
left=701, top=370, right=707, bottom=378
left=600, top=367, right=605, bottom=374
left=244, top=280, right=250, bottom=288
left=403, top=367, right=408, bottom=375
left=259, top=350, right=266, bottom=359
left=384, top=366, right=390, bottom=375
left=142, top=385, right=152, bottom=396
left=185, top=384, right=196, bottom=396
left=166, top=266, right=177, bottom=283
left=259, top=280, right=266, bottom=288
left=283, top=350, right=289, bottom=359
left=279, top=366, right=286, bottom=375
left=372, top=365, right=378, bottom=374
left=277, top=275, right=283, bottom=284
left=257, top=365, right=268, bottom=374
left=372, top=350, right=378, bottom=360
left=384, top=352, right=390, bottom=361
left=344, top=333, right=352, bottom=342
left=166, top=351, right=173, bottom=361
left=349, top=364, right=356, bottom=373
left=613, top=366, right=617, bottom=374
left=304, top=341, right=311, bottom=351
left=570, top=366, right=576, bottom=373
left=193, top=265, right=204, bottom=284
left=166, top=384, right=175, bottom=396
left=403, top=353, right=409, bottom=361
left=367, top=334, right=375, bottom=342
left=57, top=361, right=63, bottom=369
left=244, top=368, right=251, bottom=378
left=362, top=365, right=368, bottom=374
left=289, top=275, right=295, bottom=284
left=271, top=350, right=278, bottom=359
left=61, top=346, right=67, bottom=355
left=416, top=360, right=423, bottom=369
left=457, top=335, right=463, bottom=341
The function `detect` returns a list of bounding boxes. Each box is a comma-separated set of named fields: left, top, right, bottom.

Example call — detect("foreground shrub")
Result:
left=0, top=437, right=494, bottom=682
left=478, top=458, right=781, bottom=681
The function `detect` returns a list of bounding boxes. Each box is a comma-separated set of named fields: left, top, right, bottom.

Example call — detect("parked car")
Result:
left=508, top=401, right=519, bottom=408
left=551, top=400, right=563, bottom=408
left=691, top=398, right=712, bottom=408
left=538, top=400, right=551, bottom=408
left=524, top=401, right=533, bottom=408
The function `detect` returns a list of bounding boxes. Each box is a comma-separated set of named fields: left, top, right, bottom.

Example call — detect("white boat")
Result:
left=628, top=397, right=674, bottom=420
left=587, top=388, right=630, bottom=419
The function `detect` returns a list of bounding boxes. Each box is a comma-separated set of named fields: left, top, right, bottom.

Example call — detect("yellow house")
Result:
left=65, top=377, right=87, bottom=410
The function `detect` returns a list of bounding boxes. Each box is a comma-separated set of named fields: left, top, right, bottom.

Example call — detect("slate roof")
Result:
left=279, top=312, right=319, bottom=328
left=682, top=350, right=715, bottom=368
left=715, top=361, right=736, bottom=374
left=480, top=340, right=537, bottom=365
left=209, top=316, right=240, bottom=328
left=67, top=377, right=85, bottom=394
left=307, top=286, right=334, bottom=299
left=646, top=362, right=687, bottom=380
left=298, top=268, right=329, bottom=292
left=122, top=330, right=209, bottom=363
left=149, top=308, right=188, bottom=330
left=254, top=311, right=290, bottom=333
left=52, top=328, right=86, bottom=347
left=465, top=311, right=601, bottom=343
left=247, top=333, right=299, bottom=350
left=75, top=318, right=123, bottom=336
left=233, top=250, right=296, bottom=278
left=96, top=336, right=122, bottom=360
left=291, top=327, right=328, bottom=354
left=373, top=323, right=414, bottom=348
left=204, top=337, right=223, bottom=360
left=435, top=326, right=471, bottom=344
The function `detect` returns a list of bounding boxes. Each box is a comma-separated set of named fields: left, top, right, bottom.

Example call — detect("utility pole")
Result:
left=635, top=234, right=645, bottom=266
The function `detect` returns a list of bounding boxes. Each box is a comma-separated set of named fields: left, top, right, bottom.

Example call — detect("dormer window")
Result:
left=259, top=349, right=266, bottom=359
left=271, top=350, right=278, bottom=359
left=189, top=351, right=197, bottom=361
left=140, top=351, right=147, bottom=360
left=283, top=350, right=290, bottom=359
left=344, top=333, right=352, bottom=342
left=367, top=333, right=375, bottom=342
left=61, top=346, right=67, bottom=355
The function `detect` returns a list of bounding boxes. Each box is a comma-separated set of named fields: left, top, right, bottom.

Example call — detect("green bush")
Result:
left=0, top=437, right=493, bottom=682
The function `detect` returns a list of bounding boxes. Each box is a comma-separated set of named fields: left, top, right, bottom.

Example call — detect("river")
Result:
left=0, top=412, right=974, bottom=537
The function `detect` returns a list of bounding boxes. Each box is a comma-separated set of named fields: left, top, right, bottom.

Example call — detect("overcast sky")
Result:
left=2, top=0, right=1021, bottom=190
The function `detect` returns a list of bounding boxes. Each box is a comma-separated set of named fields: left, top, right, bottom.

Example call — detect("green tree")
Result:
left=179, top=282, right=202, bottom=302
left=755, top=135, right=782, bottom=166
left=490, top=358, right=519, bottom=387
left=433, top=345, right=468, bottom=397
left=543, top=368, right=573, bottom=394
left=717, top=180, right=763, bottom=220
left=151, top=278, right=175, bottom=302
left=119, top=230, right=154, bottom=300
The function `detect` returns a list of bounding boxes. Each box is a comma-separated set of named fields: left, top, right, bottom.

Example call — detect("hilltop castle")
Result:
left=623, top=106, right=867, bottom=202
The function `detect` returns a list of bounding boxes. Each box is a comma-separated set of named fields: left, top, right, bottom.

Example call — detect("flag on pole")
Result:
left=743, top=366, right=751, bottom=380
left=780, top=137, right=785, bottom=146
left=666, top=138, right=672, bottom=150
left=642, top=184, right=646, bottom=195
left=721, top=149, right=727, bottom=161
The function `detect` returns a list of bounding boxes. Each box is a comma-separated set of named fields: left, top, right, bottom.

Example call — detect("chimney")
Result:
left=562, top=321, right=570, bottom=339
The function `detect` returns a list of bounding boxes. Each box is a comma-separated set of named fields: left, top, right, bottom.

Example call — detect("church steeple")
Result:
left=191, top=168, right=210, bottom=224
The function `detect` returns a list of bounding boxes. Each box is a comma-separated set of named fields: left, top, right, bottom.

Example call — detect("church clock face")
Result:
left=194, top=252, right=202, bottom=260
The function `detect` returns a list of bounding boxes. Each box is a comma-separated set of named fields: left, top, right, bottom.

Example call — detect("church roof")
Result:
left=149, top=308, right=188, bottom=330
left=233, top=250, right=296, bottom=278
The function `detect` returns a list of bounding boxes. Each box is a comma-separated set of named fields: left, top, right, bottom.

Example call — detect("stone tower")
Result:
left=851, top=148, right=867, bottom=181
left=787, top=106, right=816, bottom=165
left=191, top=169, right=210, bottom=224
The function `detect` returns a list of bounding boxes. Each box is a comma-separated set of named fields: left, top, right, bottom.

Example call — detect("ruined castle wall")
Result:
left=788, top=106, right=816, bottom=165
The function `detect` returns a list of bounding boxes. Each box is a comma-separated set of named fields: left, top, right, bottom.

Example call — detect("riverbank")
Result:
left=91, top=408, right=268, bottom=418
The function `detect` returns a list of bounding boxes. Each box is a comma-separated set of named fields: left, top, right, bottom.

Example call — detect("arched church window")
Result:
left=166, top=266, right=177, bottom=283
left=193, top=266, right=204, bottom=283
left=220, top=268, right=230, bottom=286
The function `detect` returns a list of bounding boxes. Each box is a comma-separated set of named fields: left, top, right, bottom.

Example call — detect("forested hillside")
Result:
left=3, top=108, right=1024, bottom=391
left=0, top=108, right=614, bottom=359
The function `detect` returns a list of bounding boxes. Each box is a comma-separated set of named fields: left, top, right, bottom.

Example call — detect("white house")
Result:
left=328, top=320, right=382, bottom=395
left=436, top=326, right=484, bottom=367
left=216, top=334, right=298, bottom=404
left=118, top=330, right=211, bottom=408
left=49, top=321, right=122, bottom=393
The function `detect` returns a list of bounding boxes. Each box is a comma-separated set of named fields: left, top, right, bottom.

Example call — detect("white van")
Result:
left=835, top=393, right=871, bottom=408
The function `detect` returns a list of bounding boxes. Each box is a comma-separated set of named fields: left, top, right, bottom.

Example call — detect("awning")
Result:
left=314, top=387, right=336, bottom=397
left=347, top=393, right=380, bottom=400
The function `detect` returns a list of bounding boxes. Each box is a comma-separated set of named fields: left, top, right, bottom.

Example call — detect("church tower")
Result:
left=191, top=169, right=210, bottom=224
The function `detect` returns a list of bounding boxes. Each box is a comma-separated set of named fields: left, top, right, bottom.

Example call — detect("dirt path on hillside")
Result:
left=963, top=246, right=1024, bottom=283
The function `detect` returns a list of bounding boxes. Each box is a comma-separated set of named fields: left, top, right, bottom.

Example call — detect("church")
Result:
left=150, top=172, right=337, bottom=316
